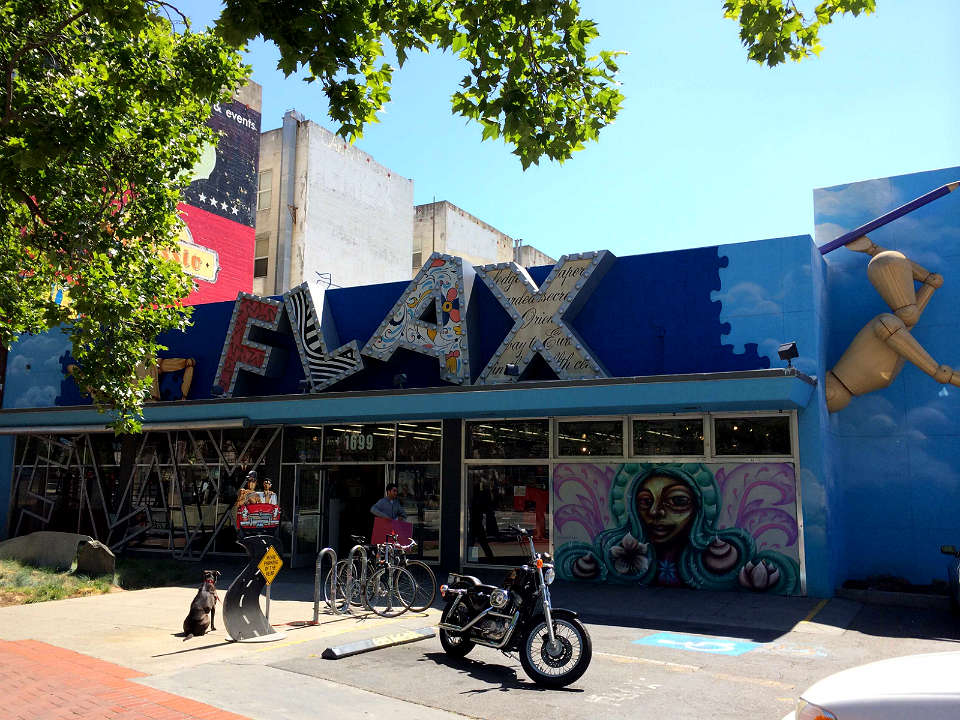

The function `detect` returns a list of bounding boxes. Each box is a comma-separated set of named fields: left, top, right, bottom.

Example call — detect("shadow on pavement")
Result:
left=847, top=604, right=960, bottom=642
left=418, top=652, right=583, bottom=694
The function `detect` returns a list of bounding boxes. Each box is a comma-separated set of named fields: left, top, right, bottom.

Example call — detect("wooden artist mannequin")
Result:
left=825, top=235, right=960, bottom=412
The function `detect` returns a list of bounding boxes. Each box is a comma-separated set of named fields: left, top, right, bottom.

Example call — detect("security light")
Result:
left=777, top=342, right=799, bottom=368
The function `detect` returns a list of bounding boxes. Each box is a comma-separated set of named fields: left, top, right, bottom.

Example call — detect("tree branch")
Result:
left=4, top=8, right=87, bottom=125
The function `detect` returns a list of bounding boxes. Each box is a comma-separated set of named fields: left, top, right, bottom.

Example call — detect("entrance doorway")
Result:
left=290, top=464, right=386, bottom=568
left=323, top=465, right=386, bottom=553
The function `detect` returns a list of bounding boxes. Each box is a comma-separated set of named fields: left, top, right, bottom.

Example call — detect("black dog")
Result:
left=183, top=569, right=221, bottom=640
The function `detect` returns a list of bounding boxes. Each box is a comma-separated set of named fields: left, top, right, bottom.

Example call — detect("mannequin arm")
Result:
left=843, top=235, right=884, bottom=256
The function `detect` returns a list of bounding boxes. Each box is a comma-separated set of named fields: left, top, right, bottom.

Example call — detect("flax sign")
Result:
left=257, top=546, right=283, bottom=585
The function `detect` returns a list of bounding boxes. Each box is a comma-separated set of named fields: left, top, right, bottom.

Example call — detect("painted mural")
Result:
left=361, top=253, right=474, bottom=384
left=553, top=462, right=801, bottom=594
left=178, top=97, right=261, bottom=306
left=2, top=241, right=794, bottom=408
left=816, top=180, right=960, bottom=411
left=816, top=165, right=960, bottom=587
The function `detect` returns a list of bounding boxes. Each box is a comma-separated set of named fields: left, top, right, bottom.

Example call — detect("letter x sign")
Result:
left=475, top=251, right=616, bottom=384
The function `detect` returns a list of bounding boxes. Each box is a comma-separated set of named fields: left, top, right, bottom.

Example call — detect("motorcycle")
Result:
left=437, top=526, right=592, bottom=688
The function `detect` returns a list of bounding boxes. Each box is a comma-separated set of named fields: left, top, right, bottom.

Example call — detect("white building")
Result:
left=255, top=112, right=555, bottom=295
left=254, top=111, right=414, bottom=295
left=414, top=201, right=556, bottom=272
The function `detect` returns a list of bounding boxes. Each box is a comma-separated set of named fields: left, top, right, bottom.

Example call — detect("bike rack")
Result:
left=313, top=547, right=339, bottom=622
left=312, top=544, right=371, bottom=623
left=344, top=544, right=369, bottom=611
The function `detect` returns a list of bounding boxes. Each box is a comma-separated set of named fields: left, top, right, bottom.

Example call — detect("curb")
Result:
left=321, top=626, right=436, bottom=659
left=837, top=587, right=951, bottom=610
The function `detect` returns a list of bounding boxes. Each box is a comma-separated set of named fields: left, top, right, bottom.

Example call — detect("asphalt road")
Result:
left=138, top=602, right=960, bottom=720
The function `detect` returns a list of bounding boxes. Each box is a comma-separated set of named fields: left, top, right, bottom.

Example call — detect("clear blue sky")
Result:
left=177, top=1, right=959, bottom=261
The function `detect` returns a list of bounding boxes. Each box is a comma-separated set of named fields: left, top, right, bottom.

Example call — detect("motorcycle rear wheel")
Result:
left=519, top=617, right=592, bottom=688
left=439, top=602, right=475, bottom=658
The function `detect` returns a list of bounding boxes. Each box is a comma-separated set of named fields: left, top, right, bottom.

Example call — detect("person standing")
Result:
left=370, top=483, right=407, bottom=521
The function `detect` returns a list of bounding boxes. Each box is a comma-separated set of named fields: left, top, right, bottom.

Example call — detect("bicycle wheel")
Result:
left=403, top=560, right=437, bottom=612
left=364, top=567, right=416, bottom=618
left=321, top=565, right=350, bottom=613
left=323, top=559, right=369, bottom=610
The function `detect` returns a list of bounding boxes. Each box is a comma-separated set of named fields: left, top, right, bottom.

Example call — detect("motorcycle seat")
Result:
left=454, top=575, right=500, bottom=595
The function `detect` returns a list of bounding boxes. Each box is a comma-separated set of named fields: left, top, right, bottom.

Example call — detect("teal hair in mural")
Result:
left=555, top=463, right=800, bottom=594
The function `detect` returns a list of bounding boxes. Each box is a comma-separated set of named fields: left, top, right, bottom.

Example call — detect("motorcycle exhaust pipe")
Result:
left=438, top=606, right=499, bottom=633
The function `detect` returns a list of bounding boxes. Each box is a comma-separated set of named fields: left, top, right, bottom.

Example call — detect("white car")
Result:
left=784, top=651, right=960, bottom=719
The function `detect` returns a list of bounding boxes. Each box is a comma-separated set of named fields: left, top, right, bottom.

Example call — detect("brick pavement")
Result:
left=3, top=639, right=251, bottom=720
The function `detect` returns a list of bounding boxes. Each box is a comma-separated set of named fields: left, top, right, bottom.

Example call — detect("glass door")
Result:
left=322, top=465, right=387, bottom=554
left=291, top=465, right=324, bottom=568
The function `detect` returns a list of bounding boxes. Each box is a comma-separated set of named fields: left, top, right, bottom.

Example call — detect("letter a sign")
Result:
left=361, top=253, right=474, bottom=384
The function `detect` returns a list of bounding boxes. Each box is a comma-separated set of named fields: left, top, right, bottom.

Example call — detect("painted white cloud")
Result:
left=813, top=177, right=900, bottom=219
left=14, top=385, right=57, bottom=408
left=712, top=281, right=781, bottom=316
left=815, top=222, right=847, bottom=245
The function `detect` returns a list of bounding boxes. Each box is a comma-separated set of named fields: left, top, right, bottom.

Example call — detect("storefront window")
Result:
left=557, top=419, right=624, bottom=456
left=221, top=427, right=278, bottom=471
left=87, top=434, right=122, bottom=467
left=396, top=422, right=442, bottom=462
left=465, top=420, right=549, bottom=459
left=137, top=432, right=172, bottom=466
left=323, top=423, right=395, bottom=462
left=632, top=418, right=705, bottom=456
left=394, top=464, right=441, bottom=560
left=283, top=426, right=324, bottom=463
left=714, top=416, right=791, bottom=455
left=189, top=430, right=223, bottom=465
left=465, top=464, right=549, bottom=565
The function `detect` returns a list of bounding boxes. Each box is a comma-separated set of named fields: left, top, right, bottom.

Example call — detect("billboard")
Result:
left=178, top=96, right=261, bottom=305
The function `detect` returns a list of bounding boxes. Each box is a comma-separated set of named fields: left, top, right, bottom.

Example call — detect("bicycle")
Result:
left=323, top=532, right=437, bottom=616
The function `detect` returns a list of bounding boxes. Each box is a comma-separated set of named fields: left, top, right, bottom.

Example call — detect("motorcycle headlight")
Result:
left=542, top=565, right=556, bottom=585
left=489, top=588, right=510, bottom=609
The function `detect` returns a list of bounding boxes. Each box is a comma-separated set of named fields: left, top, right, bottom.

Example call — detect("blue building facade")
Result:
left=1, top=166, right=957, bottom=600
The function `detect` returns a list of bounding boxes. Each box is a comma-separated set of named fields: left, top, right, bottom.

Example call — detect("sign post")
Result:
left=257, top=545, right=283, bottom=621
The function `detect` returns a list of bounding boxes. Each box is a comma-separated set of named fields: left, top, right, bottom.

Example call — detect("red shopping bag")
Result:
left=371, top=516, right=414, bottom=545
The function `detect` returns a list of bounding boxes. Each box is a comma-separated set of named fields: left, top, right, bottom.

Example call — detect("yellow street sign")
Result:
left=258, top=546, right=283, bottom=584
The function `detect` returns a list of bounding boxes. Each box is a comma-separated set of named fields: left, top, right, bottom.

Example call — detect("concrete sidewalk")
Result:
left=1, top=581, right=455, bottom=719
left=1, top=570, right=868, bottom=719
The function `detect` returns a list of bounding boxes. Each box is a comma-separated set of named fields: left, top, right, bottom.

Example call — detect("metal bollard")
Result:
left=344, top=544, right=368, bottom=612
left=313, top=547, right=339, bottom=623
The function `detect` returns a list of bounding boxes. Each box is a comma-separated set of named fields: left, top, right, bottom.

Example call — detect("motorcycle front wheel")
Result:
left=519, top=617, right=592, bottom=688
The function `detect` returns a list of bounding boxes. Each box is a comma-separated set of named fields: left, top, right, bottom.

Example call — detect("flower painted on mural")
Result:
left=738, top=559, right=781, bottom=591
left=441, top=288, right=460, bottom=323
left=609, top=533, right=649, bottom=575
left=658, top=560, right=679, bottom=585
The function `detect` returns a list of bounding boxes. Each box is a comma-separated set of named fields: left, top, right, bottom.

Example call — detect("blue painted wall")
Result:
left=3, top=245, right=804, bottom=407
left=816, top=165, right=960, bottom=588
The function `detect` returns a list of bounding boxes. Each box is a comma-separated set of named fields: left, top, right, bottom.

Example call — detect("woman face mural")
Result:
left=635, top=474, right=696, bottom=546
left=555, top=462, right=800, bottom=594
